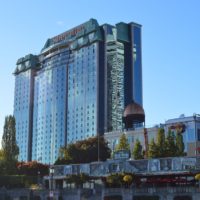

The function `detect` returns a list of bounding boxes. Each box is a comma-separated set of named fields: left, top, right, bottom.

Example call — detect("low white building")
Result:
left=104, top=114, right=200, bottom=158
left=165, top=114, right=200, bottom=156
left=104, top=126, right=159, bottom=157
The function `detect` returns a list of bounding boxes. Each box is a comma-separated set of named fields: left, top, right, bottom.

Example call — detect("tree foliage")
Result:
left=195, top=173, right=200, bottom=181
left=165, top=130, right=177, bottom=157
left=156, top=128, right=166, bottom=157
left=17, top=161, right=49, bottom=176
left=148, top=128, right=185, bottom=158
left=132, top=139, right=143, bottom=160
left=115, top=133, right=130, bottom=152
left=176, top=133, right=185, bottom=156
left=0, top=175, right=38, bottom=188
left=104, top=173, right=134, bottom=188
left=1, top=115, right=19, bottom=161
left=0, top=149, right=4, bottom=161
left=55, top=136, right=111, bottom=165
left=65, top=173, right=90, bottom=187
left=106, top=173, right=123, bottom=187
left=123, top=174, right=133, bottom=187
left=148, top=138, right=159, bottom=158
left=0, top=115, right=19, bottom=175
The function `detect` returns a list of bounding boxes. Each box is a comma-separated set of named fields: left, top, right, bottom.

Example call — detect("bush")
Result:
left=17, top=161, right=49, bottom=176
left=195, top=174, right=200, bottom=181
left=104, top=173, right=134, bottom=188
left=0, top=175, right=37, bottom=188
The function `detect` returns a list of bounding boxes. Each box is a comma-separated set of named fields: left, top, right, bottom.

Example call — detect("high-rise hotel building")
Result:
left=13, top=19, right=143, bottom=163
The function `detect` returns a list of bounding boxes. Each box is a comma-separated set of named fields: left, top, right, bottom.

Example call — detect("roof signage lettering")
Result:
left=52, top=25, right=84, bottom=44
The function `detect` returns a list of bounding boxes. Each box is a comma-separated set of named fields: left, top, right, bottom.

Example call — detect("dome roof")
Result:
left=123, top=101, right=145, bottom=129
left=123, top=101, right=145, bottom=118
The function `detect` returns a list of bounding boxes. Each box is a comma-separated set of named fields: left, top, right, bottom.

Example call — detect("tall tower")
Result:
left=103, top=22, right=143, bottom=132
left=13, top=54, right=38, bottom=161
left=13, top=19, right=143, bottom=163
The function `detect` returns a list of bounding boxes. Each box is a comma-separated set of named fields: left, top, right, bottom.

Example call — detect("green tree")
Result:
left=106, top=173, right=123, bottom=188
left=1, top=115, right=19, bottom=161
left=0, top=149, right=4, bottom=161
left=55, top=136, right=111, bottom=164
left=115, top=133, right=130, bottom=152
left=58, top=146, right=73, bottom=162
left=104, top=173, right=134, bottom=188
left=176, top=133, right=185, bottom=156
left=65, top=173, right=90, bottom=188
left=148, top=128, right=185, bottom=159
left=156, top=128, right=166, bottom=157
left=17, top=161, right=49, bottom=176
left=132, top=139, right=143, bottom=160
left=148, top=138, right=159, bottom=158
left=165, top=130, right=177, bottom=157
left=0, top=116, right=19, bottom=175
left=55, top=143, right=80, bottom=165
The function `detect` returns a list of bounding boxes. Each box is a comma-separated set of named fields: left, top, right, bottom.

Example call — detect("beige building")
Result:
left=104, top=114, right=200, bottom=158
left=104, top=127, right=159, bottom=157
left=165, top=114, right=200, bottom=157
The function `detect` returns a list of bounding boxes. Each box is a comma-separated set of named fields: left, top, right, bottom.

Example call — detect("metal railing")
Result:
left=102, top=186, right=200, bottom=195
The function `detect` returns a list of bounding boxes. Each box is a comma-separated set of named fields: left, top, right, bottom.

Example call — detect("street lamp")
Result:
left=49, top=166, right=55, bottom=199
left=37, top=171, right=40, bottom=186
left=98, top=133, right=100, bottom=162
left=193, top=113, right=200, bottom=156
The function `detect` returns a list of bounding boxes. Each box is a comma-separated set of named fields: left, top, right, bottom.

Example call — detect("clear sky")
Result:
left=0, top=0, right=200, bottom=140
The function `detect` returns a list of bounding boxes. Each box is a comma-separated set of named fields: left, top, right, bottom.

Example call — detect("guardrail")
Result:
left=102, top=186, right=200, bottom=195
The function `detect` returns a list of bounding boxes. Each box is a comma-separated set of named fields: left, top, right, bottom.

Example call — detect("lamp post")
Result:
left=49, top=166, right=55, bottom=199
left=194, top=113, right=200, bottom=156
left=37, top=171, right=40, bottom=186
left=98, top=133, right=100, bottom=162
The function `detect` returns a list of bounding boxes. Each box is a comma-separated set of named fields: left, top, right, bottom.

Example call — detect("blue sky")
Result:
left=0, top=0, right=200, bottom=140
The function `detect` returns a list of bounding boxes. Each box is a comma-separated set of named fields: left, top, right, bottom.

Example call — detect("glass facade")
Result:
left=13, top=19, right=143, bottom=164
left=32, top=49, right=68, bottom=163
left=132, top=25, right=143, bottom=106
left=14, top=70, right=32, bottom=161
left=13, top=54, right=38, bottom=161
left=67, top=44, right=98, bottom=144
left=104, top=25, right=125, bottom=132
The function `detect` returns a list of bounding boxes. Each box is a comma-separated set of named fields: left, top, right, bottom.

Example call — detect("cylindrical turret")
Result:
left=123, top=101, right=145, bottom=129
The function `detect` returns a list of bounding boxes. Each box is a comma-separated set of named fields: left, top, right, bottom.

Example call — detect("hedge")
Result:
left=0, top=175, right=38, bottom=188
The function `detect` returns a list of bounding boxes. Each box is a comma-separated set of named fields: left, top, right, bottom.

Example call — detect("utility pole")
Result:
left=98, top=133, right=100, bottom=162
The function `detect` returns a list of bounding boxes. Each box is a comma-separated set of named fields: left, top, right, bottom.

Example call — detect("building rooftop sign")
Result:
left=52, top=25, right=84, bottom=44
left=41, top=18, right=99, bottom=52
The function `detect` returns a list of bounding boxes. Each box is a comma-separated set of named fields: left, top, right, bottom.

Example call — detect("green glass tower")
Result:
left=13, top=19, right=143, bottom=163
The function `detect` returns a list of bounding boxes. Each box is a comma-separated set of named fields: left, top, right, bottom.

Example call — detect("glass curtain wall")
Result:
left=67, top=43, right=98, bottom=144
left=14, top=70, right=33, bottom=161
left=105, top=25, right=125, bottom=132
left=32, top=49, right=69, bottom=164
left=132, top=25, right=143, bottom=106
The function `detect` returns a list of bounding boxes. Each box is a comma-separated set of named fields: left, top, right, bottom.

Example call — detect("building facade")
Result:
left=104, top=127, right=159, bottom=157
left=165, top=114, right=200, bottom=157
left=105, top=114, right=200, bottom=158
left=13, top=19, right=143, bottom=163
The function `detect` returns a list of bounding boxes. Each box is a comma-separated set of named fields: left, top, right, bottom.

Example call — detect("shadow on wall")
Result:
left=133, top=196, right=159, bottom=200
left=104, top=195, right=122, bottom=200
left=174, top=196, right=192, bottom=200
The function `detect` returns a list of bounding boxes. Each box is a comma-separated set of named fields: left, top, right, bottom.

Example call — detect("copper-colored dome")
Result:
left=123, top=101, right=145, bottom=117
left=123, top=101, right=145, bottom=129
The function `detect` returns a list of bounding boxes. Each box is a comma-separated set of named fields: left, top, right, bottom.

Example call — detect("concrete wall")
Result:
left=0, top=188, right=200, bottom=200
